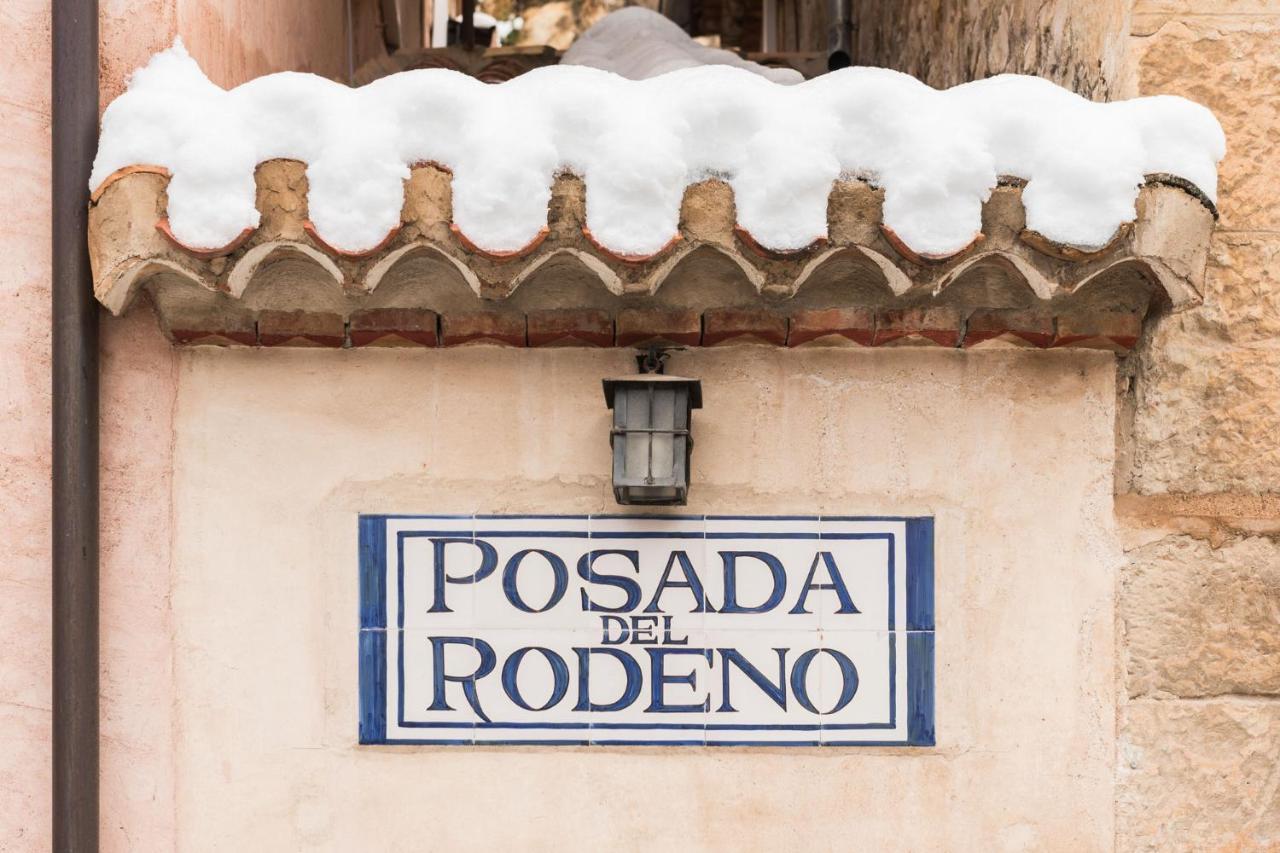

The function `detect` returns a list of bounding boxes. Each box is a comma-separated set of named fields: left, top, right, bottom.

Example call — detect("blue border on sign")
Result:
left=358, top=514, right=936, bottom=747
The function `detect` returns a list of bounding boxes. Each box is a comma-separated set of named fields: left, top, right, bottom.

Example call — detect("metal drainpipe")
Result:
left=52, top=0, right=100, bottom=849
left=826, top=0, right=855, bottom=71
left=461, top=0, right=476, bottom=49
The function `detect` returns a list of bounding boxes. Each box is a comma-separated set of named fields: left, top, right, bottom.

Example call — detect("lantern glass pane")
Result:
left=622, top=386, right=650, bottom=480
left=650, top=387, right=676, bottom=479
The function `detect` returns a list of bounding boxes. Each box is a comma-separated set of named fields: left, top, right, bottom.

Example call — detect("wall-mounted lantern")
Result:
left=602, top=349, right=702, bottom=507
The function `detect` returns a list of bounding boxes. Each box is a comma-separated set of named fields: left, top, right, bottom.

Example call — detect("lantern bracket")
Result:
left=636, top=345, right=684, bottom=375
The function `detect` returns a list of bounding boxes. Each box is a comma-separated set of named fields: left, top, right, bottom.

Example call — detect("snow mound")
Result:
left=91, top=26, right=1224, bottom=258
left=562, top=7, right=803, bottom=85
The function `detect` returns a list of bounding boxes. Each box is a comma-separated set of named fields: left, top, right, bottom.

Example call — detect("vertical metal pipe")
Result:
left=460, top=0, right=475, bottom=49
left=52, top=0, right=99, bottom=849
left=826, top=0, right=854, bottom=70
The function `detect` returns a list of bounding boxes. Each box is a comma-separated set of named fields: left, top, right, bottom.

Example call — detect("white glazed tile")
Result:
left=387, top=516, right=477, bottom=631
left=471, top=629, right=594, bottom=745
left=589, top=513, right=704, bottom=538
left=367, top=514, right=927, bottom=747
left=469, top=526, right=597, bottom=631
left=474, top=514, right=591, bottom=536
left=806, top=533, right=895, bottom=632
left=818, top=630, right=904, bottom=745
left=704, top=630, right=824, bottom=746
left=396, top=530, right=478, bottom=632
left=390, top=630, right=478, bottom=744
left=703, top=533, right=823, bottom=632
left=704, top=515, right=820, bottom=536
left=588, top=630, right=709, bottom=746
left=589, top=514, right=707, bottom=635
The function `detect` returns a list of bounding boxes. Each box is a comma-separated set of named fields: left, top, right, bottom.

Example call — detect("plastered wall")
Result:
left=0, top=3, right=56, bottom=846
left=164, top=346, right=1119, bottom=850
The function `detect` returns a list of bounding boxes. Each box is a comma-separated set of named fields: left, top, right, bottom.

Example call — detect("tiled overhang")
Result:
left=88, top=160, right=1215, bottom=351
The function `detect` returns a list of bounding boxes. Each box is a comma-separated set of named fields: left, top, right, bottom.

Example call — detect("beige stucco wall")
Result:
left=163, top=346, right=1119, bottom=849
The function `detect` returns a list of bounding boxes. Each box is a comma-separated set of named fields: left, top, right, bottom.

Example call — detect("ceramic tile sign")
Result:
left=359, top=515, right=934, bottom=746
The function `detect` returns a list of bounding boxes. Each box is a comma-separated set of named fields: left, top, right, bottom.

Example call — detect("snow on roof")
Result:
left=91, top=15, right=1224, bottom=260
left=561, top=7, right=804, bottom=84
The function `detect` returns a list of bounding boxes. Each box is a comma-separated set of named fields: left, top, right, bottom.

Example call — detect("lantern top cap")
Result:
left=602, top=374, right=703, bottom=409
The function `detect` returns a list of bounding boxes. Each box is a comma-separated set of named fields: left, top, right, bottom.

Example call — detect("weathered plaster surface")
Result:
left=167, top=347, right=1118, bottom=849
left=99, top=305, right=178, bottom=852
left=96, top=4, right=352, bottom=850
left=0, top=2, right=53, bottom=848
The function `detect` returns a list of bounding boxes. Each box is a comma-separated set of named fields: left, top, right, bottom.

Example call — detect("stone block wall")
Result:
left=852, top=0, right=1132, bottom=99
left=1117, top=4, right=1280, bottom=849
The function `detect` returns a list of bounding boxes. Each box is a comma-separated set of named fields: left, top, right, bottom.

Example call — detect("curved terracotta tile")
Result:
left=451, top=224, right=550, bottom=261
left=91, top=164, right=170, bottom=204
left=304, top=220, right=401, bottom=259
left=581, top=228, right=682, bottom=264
left=1143, top=173, right=1218, bottom=219
left=733, top=226, right=827, bottom=260
left=155, top=219, right=255, bottom=260
left=880, top=225, right=984, bottom=266
left=1019, top=223, right=1131, bottom=262
left=792, top=246, right=909, bottom=298
left=935, top=250, right=1054, bottom=301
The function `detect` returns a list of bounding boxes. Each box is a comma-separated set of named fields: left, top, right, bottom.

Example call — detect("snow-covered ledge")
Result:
left=87, top=12, right=1223, bottom=350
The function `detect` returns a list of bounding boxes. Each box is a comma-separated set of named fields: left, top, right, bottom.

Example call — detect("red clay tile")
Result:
left=962, top=309, right=1054, bottom=348
left=257, top=310, right=346, bottom=347
left=874, top=307, right=962, bottom=347
left=702, top=308, right=788, bottom=346
left=91, top=164, right=170, bottom=203
left=168, top=329, right=257, bottom=347
left=788, top=307, right=875, bottom=347
left=349, top=308, right=439, bottom=347
left=441, top=312, right=526, bottom=347
left=1053, top=311, right=1142, bottom=352
left=734, top=226, right=827, bottom=260
left=304, top=221, right=400, bottom=260
left=527, top=309, right=614, bottom=347
left=615, top=308, right=702, bottom=348
left=582, top=229, right=682, bottom=263
left=881, top=225, right=983, bottom=266
left=155, top=219, right=255, bottom=260
left=452, top=224, right=550, bottom=261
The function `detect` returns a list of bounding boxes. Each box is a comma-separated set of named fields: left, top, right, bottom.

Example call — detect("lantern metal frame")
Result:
left=602, top=348, right=702, bottom=506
